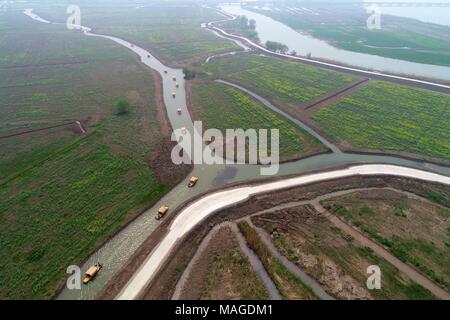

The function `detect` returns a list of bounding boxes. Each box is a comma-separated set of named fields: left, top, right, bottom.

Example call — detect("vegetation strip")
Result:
left=215, top=79, right=339, bottom=153
left=230, top=223, right=282, bottom=300
left=243, top=218, right=333, bottom=300
left=237, top=220, right=318, bottom=300
left=304, top=78, right=370, bottom=110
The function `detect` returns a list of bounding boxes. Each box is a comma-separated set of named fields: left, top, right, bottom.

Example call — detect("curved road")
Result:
left=23, top=8, right=450, bottom=300
left=116, top=164, right=450, bottom=300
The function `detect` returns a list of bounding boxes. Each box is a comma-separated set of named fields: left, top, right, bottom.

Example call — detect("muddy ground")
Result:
left=251, top=204, right=437, bottom=300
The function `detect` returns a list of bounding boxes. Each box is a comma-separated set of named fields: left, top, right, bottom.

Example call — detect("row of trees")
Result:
left=265, top=41, right=289, bottom=54
left=228, top=15, right=258, bottom=41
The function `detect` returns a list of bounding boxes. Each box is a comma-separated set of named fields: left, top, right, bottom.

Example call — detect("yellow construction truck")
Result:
left=83, top=263, right=103, bottom=284
left=188, top=176, right=199, bottom=188
left=156, top=206, right=169, bottom=220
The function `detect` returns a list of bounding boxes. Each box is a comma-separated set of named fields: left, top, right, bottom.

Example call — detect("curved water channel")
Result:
left=219, top=4, right=450, bottom=82
left=23, top=9, right=450, bottom=300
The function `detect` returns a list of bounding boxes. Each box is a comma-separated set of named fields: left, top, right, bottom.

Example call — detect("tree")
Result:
left=183, top=67, right=197, bottom=80
left=116, top=97, right=131, bottom=116
left=265, top=41, right=289, bottom=54
left=249, top=19, right=256, bottom=30
left=238, top=15, right=248, bottom=28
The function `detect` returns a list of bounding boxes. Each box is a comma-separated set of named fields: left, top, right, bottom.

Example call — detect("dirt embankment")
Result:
left=147, top=69, right=192, bottom=185
left=175, top=224, right=270, bottom=300
left=99, top=174, right=449, bottom=299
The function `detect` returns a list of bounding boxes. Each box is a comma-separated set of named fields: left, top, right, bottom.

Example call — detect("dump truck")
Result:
left=164, top=70, right=168, bottom=74
left=176, top=83, right=179, bottom=88
left=83, top=263, right=103, bottom=284
left=177, top=108, right=182, bottom=115
left=172, top=92, right=176, bottom=98
left=172, top=76, right=177, bottom=81
left=188, top=176, right=199, bottom=188
left=156, top=206, right=169, bottom=220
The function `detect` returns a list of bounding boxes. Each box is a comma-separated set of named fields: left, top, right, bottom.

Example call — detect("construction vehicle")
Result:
left=175, top=83, right=179, bottom=88
left=188, top=176, right=199, bottom=188
left=156, top=206, right=169, bottom=220
left=172, top=76, right=177, bottom=81
left=164, top=70, right=168, bottom=74
left=147, top=54, right=151, bottom=58
left=83, top=263, right=103, bottom=284
left=181, top=127, right=187, bottom=135
left=172, top=92, right=176, bottom=98
left=177, top=108, right=182, bottom=115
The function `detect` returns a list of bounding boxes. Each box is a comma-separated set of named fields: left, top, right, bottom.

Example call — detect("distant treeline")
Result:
left=226, top=15, right=259, bottom=41
left=265, top=41, right=289, bottom=54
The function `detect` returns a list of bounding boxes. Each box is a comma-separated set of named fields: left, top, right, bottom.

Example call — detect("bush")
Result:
left=116, top=97, right=131, bottom=116
left=183, top=67, right=197, bottom=80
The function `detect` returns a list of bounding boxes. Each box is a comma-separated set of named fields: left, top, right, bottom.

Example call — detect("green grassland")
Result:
left=322, top=189, right=450, bottom=290
left=248, top=4, right=450, bottom=66
left=191, top=81, right=327, bottom=161
left=311, top=81, right=450, bottom=162
left=30, top=1, right=239, bottom=66
left=205, top=54, right=358, bottom=108
left=0, top=11, right=180, bottom=299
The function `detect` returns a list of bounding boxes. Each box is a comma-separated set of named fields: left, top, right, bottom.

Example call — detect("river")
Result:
left=219, top=4, right=450, bottom=81
left=22, top=9, right=450, bottom=300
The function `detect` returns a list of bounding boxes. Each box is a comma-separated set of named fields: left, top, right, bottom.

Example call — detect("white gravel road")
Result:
left=117, top=164, right=450, bottom=299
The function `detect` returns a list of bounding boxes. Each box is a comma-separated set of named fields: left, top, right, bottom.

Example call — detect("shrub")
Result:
left=116, top=97, right=131, bottom=116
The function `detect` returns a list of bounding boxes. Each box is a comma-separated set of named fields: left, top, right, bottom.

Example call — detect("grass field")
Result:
left=0, top=10, right=184, bottom=299
left=253, top=205, right=436, bottom=300
left=190, top=81, right=327, bottom=161
left=248, top=3, right=450, bottom=66
left=180, top=226, right=269, bottom=300
left=311, top=81, right=450, bottom=162
left=237, top=220, right=318, bottom=300
left=205, top=54, right=358, bottom=109
left=30, top=1, right=239, bottom=66
left=322, top=189, right=450, bottom=290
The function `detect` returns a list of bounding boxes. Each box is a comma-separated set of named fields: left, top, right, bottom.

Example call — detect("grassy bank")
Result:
left=237, top=221, right=318, bottom=300
left=247, top=3, right=450, bottom=66
left=311, top=81, right=450, bottom=162
left=180, top=226, right=269, bottom=300
left=31, top=1, right=239, bottom=66
left=205, top=54, right=358, bottom=108
left=190, top=81, right=327, bottom=161
left=0, top=10, right=184, bottom=299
